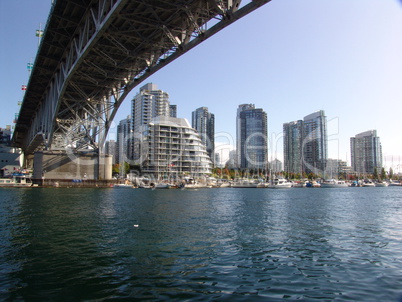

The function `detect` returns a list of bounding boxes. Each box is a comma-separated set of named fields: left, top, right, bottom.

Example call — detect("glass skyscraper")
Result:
left=283, top=120, right=304, bottom=175
left=191, top=107, right=215, bottom=164
left=116, top=116, right=132, bottom=164
left=350, top=130, right=382, bottom=175
left=303, top=110, right=328, bottom=175
left=236, top=104, right=268, bottom=170
left=283, top=110, right=327, bottom=176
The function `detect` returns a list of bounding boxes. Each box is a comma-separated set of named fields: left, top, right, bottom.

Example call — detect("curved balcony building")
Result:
left=141, top=116, right=212, bottom=179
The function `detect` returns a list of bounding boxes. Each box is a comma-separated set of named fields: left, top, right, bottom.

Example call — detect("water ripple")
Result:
left=1, top=187, right=402, bottom=300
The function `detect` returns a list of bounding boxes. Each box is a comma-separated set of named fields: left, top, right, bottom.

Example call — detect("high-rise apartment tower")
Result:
left=283, top=120, right=304, bottom=175
left=131, top=83, right=176, bottom=161
left=191, top=107, right=215, bottom=163
left=350, top=130, right=382, bottom=174
left=236, top=104, right=268, bottom=169
left=283, top=110, right=328, bottom=176
left=303, top=110, right=328, bottom=175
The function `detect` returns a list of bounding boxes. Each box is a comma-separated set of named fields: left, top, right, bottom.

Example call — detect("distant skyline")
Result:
left=1, top=1, right=402, bottom=172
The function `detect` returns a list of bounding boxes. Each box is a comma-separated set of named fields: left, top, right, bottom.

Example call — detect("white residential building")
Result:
left=141, top=116, right=212, bottom=179
left=131, top=83, right=176, bottom=161
left=350, top=130, right=382, bottom=174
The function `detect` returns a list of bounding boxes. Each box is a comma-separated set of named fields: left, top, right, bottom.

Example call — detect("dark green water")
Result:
left=1, top=187, right=402, bottom=301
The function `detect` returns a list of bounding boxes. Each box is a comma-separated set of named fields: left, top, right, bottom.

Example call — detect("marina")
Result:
left=2, top=174, right=400, bottom=189
left=117, top=176, right=401, bottom=190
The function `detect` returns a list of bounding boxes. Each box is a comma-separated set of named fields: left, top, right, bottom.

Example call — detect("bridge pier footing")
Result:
left=32, top=151, right=112, bottom=181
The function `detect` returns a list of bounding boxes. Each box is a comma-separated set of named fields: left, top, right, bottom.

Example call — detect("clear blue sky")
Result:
left=1, top=1, right=402, bottom=171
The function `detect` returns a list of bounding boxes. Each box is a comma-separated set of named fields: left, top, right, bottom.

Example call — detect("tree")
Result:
left=229, top=169, right=236, bottom=180
left=223, top=168, right=230, bottom=179
left=373, top=167, right=378, bottom=180
left=380, top=167, right=386, bottom=180
left=123, top=162, right=130, bottom=175
left=389, top=167, right=394, bottom=179
left=113, top=162, right=130, bottom=178
left=212, top=167, right=222, bottom=178
left=112, top=164, right=120, bottom=176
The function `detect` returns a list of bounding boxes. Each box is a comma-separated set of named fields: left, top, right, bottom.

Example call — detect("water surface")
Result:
left=1, top=187, right=401, bottom=301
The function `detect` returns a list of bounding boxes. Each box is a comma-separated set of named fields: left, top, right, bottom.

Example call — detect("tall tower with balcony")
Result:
left=191, top=107, right=215, bottom=164
left=351, top=130, right=382, bottom=175
left=236, top=104, right=268, bottom=170
left=131, top=83, right=176, bottom=162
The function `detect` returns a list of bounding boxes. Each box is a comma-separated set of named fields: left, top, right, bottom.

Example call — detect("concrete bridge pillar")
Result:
left=32, top=151, right=112, bottom=181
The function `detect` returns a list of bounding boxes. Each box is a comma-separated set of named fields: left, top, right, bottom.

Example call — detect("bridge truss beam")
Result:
left=13, top=0, right=271, bottom=154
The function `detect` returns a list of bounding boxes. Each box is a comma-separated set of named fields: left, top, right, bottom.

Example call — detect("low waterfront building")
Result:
left=141, top=116, right=213, bottom=179
left=0, top=126, right=12, bottom=146
left=0, top=151, right=24, bottom=177
left=225, top=150, right=237, bottom=169
left=0, top=126, right=25, bottom=177
left=326, top=159, right=351, bottom=178
left=214, top=152, right=221, bottom=168
left=270, top=159, right=283, bottom=173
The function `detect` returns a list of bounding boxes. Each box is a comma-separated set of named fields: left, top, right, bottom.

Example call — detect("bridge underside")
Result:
left=12, top=0, right=271, bottom=155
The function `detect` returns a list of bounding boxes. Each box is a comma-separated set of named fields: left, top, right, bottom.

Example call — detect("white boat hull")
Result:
left=0, top=183, right=32, bottom=188
left=320, top=183, right=349, bottom=188
left=114, top=184, right=133, bottom=188
left=231, top=183, right=259, bottom=188
left=0, top=177, right=32, bottom=187
left=362, top=183, right=375, bottom=187
left=292, top=183, right=306, bottom=188
left=183, top=184, right=212, bottom=189
left=270, top=184, right=292, bottom=189
left=218, top=183, right=231, bottom=188
left=269, top=178, right=292, bottom=189
left=153, top=183, right=171, bottom=189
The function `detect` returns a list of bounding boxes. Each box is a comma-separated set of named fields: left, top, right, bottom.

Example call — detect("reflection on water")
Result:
left=0, top=187, right=402, bottom=301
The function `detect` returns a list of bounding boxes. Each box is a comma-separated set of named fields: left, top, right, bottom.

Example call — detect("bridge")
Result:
left=11, top=0, right=270, bottom=180
left=12, top=0, right=270, bottom=154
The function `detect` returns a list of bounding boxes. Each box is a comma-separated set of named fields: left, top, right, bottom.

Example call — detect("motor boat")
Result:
left=269, top=177, right=292, bottom=189
left=320, top=179, right=349, bottom=188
